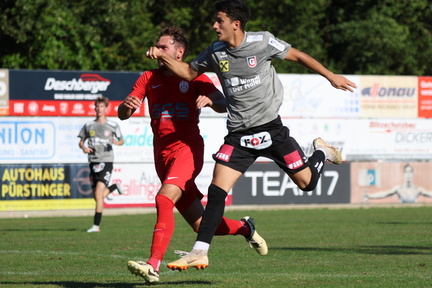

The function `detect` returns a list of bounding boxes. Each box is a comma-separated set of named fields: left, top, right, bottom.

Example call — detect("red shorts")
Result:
left=155, top=143, right=204, bottom=213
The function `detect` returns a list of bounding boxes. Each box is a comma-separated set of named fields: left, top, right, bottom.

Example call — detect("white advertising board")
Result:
left=283, top=118, right=432, bottom=161
left=343, top=118, right=432, bottom=160
left=278, top=74, right=361, bottom=118
left=0, top=116, right=227, bottom=164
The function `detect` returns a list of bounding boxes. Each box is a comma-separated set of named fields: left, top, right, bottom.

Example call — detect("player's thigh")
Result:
left=160, top=146, right=203, bottom=191
left=211, top=163, right=243, bottom=192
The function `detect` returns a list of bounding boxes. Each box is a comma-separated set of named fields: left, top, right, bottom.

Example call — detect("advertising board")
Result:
left=359, top=75, right=418, bottom=118
left=351, top=162, right=432, bottom=204
left=0, top=163, right=94, bottom=211
left=232, top=162, right=350, bottom=205
left=418, top=76, right=432, bottom=118
left=0, top=69, right=8, bottom=116
left=8, top=70, right=144, bottom=117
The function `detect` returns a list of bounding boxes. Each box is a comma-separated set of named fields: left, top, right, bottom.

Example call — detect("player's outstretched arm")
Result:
left=285, top=47, right=357, bottom=92
left=146, top=47, right=199, bottom=81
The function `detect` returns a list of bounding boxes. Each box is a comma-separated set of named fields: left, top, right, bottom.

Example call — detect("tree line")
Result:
left=0, top=0, right=431, bottom=75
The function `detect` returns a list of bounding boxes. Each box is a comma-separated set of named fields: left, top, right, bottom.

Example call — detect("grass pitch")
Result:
left=0, top=207, right=431, bottom=287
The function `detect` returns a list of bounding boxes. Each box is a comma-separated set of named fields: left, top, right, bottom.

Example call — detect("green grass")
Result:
left=1, top=207, right=431, bottom=287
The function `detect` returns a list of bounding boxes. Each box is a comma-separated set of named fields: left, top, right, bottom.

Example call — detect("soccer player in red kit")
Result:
left=118, top=26, right=267, bottom=285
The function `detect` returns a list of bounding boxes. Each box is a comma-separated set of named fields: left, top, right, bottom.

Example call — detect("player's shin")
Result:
left=196, top=184, right=227, bottom=244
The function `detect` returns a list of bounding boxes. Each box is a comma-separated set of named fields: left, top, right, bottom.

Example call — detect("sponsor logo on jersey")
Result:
left=219, top=61, right=229, bottom=72
left=247, top=56, right=257, bottom=68
left=246, top=34, right=263, bottom=42
left=284, top=150, right=305, bottom=169
left=240, top=131, right=272, bottom=150
left=268, top=38, right=285, bottom=52
left=151, top=103, right=190, bottom=119
left=219, top=51, right=228, bottom=58
left=92, top=163, right=105, bottom=173
left=214, top=144, right=234, bottom=162
left=179, top=81, right=189, bottom=93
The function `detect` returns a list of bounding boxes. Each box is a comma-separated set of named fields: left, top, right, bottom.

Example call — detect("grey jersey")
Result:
left=191, top=31, right=291, bottom=132
left=78, top=120, right=123, bottom=163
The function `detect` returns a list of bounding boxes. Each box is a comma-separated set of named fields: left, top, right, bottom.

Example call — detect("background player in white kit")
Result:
left=78, top=97, right=124, bottom=233
left=146, top=0, right=357, bottom=270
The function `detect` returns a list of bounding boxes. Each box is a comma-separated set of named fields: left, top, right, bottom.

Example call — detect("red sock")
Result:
left=214, top=217, right=250, bottom=237
left=147, top=194, right=175, bottom=271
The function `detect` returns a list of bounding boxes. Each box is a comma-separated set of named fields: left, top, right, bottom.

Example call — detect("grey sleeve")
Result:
left=77, top=124, right=86, bottom=140
left=265, top=32, right=291, bottom=60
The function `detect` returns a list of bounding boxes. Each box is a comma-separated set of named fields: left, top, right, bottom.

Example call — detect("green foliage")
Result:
left=323, top=0, right=432, bottom=75
left=0, top=0, right=431, bottom=74
left=325, top=14, right=413, bottom=74
left=247, top=0, right=331, bottom=73
left=0, top=0, right=159, bottom=71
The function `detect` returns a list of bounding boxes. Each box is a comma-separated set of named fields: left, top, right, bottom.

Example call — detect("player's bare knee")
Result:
left=191, top=220, right=201, bottom=232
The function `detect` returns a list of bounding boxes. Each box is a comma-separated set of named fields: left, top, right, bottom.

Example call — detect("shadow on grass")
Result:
left=0, top=280, right=213, bottom=287
left=275, top=245, right=432, bottom=255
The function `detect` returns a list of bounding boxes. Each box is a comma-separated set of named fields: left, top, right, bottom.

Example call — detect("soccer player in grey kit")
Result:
left=146, top=0, right=357, bottom=269
left=78, top=97, right=124, bottom=233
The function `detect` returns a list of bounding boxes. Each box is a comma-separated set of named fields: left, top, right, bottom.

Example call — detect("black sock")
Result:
left=302, top=150, right=326, bottom=191
left=309, top=149, right=325, bottom=171
left=94, top=212, right=102, bottom=226
left=196, top=184, right=227, bottom=244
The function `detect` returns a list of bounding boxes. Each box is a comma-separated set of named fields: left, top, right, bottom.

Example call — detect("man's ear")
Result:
left=176, top=47, right=185, bottom=60
left=233, top=20, right=241, bottom=31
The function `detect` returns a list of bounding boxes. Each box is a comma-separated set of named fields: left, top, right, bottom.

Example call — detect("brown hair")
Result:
left=95, top=97, right=109, bottom=107
left=157, top=26, right=189, bottom=58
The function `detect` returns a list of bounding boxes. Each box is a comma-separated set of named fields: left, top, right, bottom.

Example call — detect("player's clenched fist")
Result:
left=123, top=95, right=141, bottom=110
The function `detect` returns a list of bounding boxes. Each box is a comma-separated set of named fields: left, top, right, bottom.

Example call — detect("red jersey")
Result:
left=129, top=69, right=219, bottom=150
